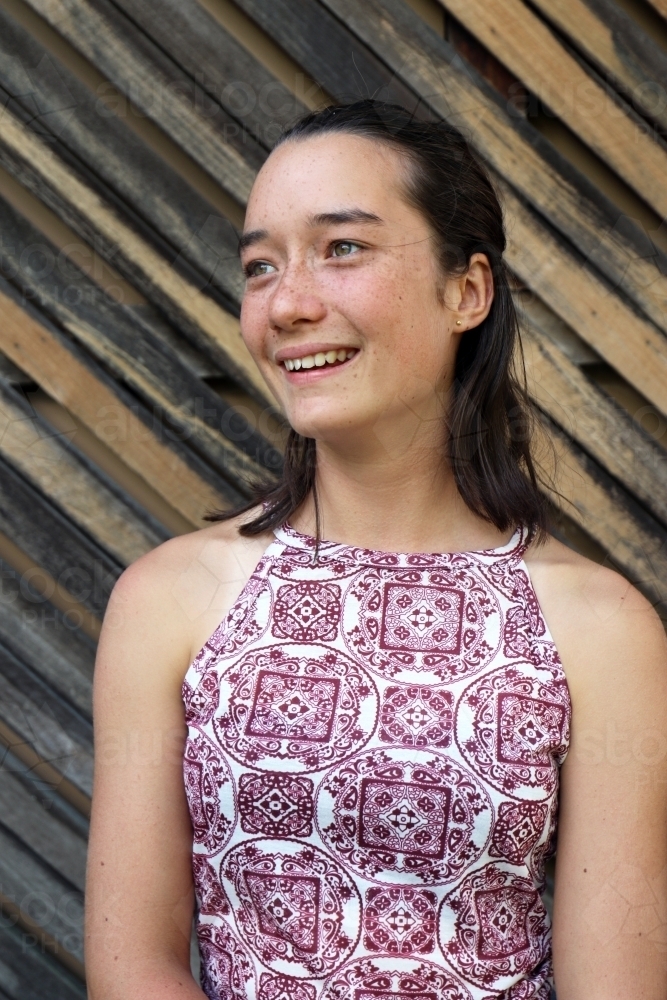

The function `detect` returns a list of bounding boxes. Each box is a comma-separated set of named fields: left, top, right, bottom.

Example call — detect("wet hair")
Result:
left=207, top=99, right=547, bottom=541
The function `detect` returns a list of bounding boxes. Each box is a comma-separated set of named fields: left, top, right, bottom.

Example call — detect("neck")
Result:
left=290, top=436, right=512, bottom=554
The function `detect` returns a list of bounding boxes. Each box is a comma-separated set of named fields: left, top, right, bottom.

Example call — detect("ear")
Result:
left=452, top=252, right=495, bottom=332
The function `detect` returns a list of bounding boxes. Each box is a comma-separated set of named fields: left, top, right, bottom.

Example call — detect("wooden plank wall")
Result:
left=0, top=0, right=665, bottom=991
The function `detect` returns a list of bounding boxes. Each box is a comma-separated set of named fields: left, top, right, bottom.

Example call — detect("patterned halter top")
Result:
left=182, top=522, right=570, bottom=1000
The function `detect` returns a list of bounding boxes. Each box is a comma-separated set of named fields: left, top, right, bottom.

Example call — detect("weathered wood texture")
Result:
left=1, top=0, right=666, bottom=990
left=529, top=0, right=667, bottom=132
left=436, top=0, right=667, bottom=216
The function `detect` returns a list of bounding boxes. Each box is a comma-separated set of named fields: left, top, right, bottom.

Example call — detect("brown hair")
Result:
left=207, top=100, right=547, bottom=541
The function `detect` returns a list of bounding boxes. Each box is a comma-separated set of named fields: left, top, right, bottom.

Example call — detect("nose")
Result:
left=268, top=259, right=327, bottom=332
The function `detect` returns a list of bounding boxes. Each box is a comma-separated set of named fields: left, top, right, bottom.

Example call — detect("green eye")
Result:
left=332, top=241, right=360, bottom=257
left=245, top=260, right=276, bottom=278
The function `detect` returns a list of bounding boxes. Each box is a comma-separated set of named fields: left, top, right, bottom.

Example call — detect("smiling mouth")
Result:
left=282, top=349, right=357, bottom=371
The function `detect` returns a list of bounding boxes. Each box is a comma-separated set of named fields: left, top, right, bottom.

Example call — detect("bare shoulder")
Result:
left=524, top=533, right=667, bottom=705
left=99, top=509, right=275, bottom=677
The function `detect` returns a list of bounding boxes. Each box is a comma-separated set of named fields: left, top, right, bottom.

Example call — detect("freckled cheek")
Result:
left=240, top=298, right=271, bottom=362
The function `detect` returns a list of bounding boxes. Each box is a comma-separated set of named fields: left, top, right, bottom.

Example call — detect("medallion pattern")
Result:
left=259, top=974, right=317, bottom=1000
left=489, top=802, right=548, bottom=867
left=222, top=839, right=361, bottom=978
left=213, top=643, right=378, bottom=772
left=272, top=581, right=342, bottom=642
left=343, top=568, right=500, bottom=685
left=317, top=748, right=492, bottom=885
left=439, top=865, right=550, bottom=990
left=319, top=956, right=472, bottom=1000
left=181, top=524, right=568, bottom=1000
left=456, top=665, right=570, bottom=799
left=363, top=886, right=437, bottom=954
left=184, top=733, right=235, bottom=856
left=238, top=772, right=314, bottom=838
left=379, top=685, right=453, bottom=749
left=198, top=922, right=255, bottom=1000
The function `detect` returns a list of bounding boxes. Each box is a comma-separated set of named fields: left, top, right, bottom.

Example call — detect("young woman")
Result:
left=85, top=102, right=667, bottom=1000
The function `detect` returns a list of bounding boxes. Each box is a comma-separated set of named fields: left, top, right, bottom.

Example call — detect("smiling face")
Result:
left=240, top=132, right=489, bottom=460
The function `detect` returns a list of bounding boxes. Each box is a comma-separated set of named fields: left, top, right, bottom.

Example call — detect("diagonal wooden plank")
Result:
left=0, top=280, right=245, bottom=524
left=521, top=313, right=667, bottom=527
left=112, top=0, right=307, bottom=148
left=0, top=454, right=121, bottom=620
left=646, top=0, right=667, bottom=18
left=22, top=0, right=265, bottom=202
left=0, top=913, right=86, bottom=999
left=0, top=641, right=93, bottom=797
left=237, top=0, right=667, bottom=341
left=0, top=557, right=94, bottom=718
left=499, top=177, right=667, bottom=417
left=528, top=0, right=667, bottom=133
left=0, top=194, right=281, bottom=482
left=436, top=0, right=667, bottom=219
left=0, top=823, right=84, bottom=965
left=0, top=379, right=166, bottom=566
left=0, top=5, right=245, bottom=310
left=0, top=759, right=87, bottom=892
left=536, top=418, right=667, bottom=608
left=316, top=0, right=667, bottom=415
left=0, top=96, right=269, bottom=403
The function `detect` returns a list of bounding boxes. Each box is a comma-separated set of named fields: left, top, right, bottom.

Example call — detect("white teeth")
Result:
left=283, top=349, right=357, bottom=370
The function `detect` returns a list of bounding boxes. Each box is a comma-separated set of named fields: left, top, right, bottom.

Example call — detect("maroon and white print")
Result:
left=222, top=839, right=361, bottom=977
left=456, top=665, right=570, bottom=799
left=181, top=524, right=569, bottom=1000
left=343, top=568, right=500, bottom=685
left=439, top=865, right=550, bottom=990
left=238, top=772, right=314, bottom=838
left=190, top=570, right=272, bottom=680
left=379, top=686, right=453, bottom=749
left=272, top=581, right=342, bottom=642
left=213, top=644, right=378, bottom=772
left=320, top=956, right=472, bottom=1000
left=184, top=669, right=220, bottom=726
left=184, top=733, right=235, bottom=856
left=316, top=748, right=492, bottom=885
left=258, top=974, right=316, bottom=1000
left=363, top=886, right=437, bottom=955
left=193, top=856, right=231, bottom=916
left=198, top=921, right=255, bottom=1000
left=489, top=802, right=549, bottom=867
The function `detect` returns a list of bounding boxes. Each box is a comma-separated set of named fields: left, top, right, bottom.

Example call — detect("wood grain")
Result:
left=0, top=555, right=94, bottom=718
left=0, top=93, right=270, bottom=401
left=522, top=316, right=667, bottom=527
left=0, top=913, right=86, bottom=998
left=529, top=0, right=667, bottom=132
left=22, top=0, right=264, bottom=202
left=0, top=6, right=245, bottom=311
left=0, top=379, right=166, bottom=566
left=436, top=0, right=667, bottom=218
left=0, top=282, right=244, bottom=525
left=0, top=194, right=280, bottom=484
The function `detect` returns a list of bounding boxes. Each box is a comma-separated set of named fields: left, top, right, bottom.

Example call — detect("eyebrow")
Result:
left=238, top=208, right=383, bottom=255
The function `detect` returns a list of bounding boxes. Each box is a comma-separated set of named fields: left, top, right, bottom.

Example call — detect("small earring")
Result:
left=456, top=320, right=462, bottom=326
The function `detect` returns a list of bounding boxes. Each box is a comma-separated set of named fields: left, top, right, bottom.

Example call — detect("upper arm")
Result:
left=85, top=546, right=200, bottom=995
left=536, top=562, right=667, bottom=999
